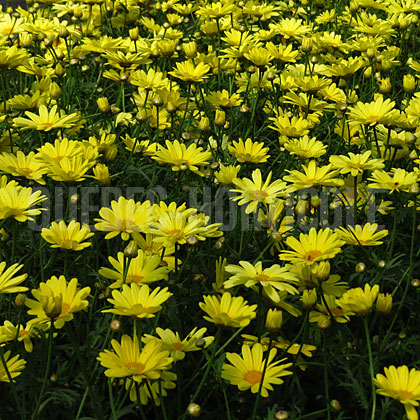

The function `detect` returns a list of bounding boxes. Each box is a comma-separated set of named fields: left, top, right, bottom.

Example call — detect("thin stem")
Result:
left=364, top=317, right=376, bottom=420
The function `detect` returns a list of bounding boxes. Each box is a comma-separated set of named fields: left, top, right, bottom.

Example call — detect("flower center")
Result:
left=172, top=342, right=184, bottom=350
left=244, top=370, right=262, bottom=385
left=61, top=302, right=70, bottom=315
left=366, top=115, right=378, bottom=123
left=126, top=362, right=145, bottom=374
left=127, top=274, right=144, bottom=284
left=253, top=190, right=268, bottom=201
left=258, top=274, right=270, bottom=283
left=398, top=390, right=413, bottom=401
left=304, top=250, right=322, bottom=261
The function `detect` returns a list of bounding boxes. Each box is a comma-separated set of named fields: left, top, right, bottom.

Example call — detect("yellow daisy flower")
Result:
left=284, top=136, right=327, bottom=159
left=13, top=104, right=80, bottom=131
left=0, top=151, right=47, bottom=185
left=97, top=334, right=173, bottom=382
left=45, top=156, right=95, bottom=182
left=309, top=295, right=351, bottom=325
left=347, top=97, right=395, bottom=126
left=168, top=60, right=210, bottom=83
left=142, top=327, right=214, bottom=361
left=99, top=250, right=169, bottom=289
left=0, top=351, right=26, bottom=382
left=152, top=140, right=213, bottom=176
left=0, top=262, right=28, bottom=294
left=336, top=284, right=379, bottom=315
left=230, top=169, right=289, bottom=214
left=41, top=220, right=94, bottom=251
left=335, top=223, right=388, bottom=246
left=205, top=89, right=243, bottom=108
left=215, top=164, right=241, bottom=186
left=228, top=138, right=270, bottom=163
left=279, top=227, right=345, bottom=264
left=374, top=365, right=420, bottom=420
left=329, top=151, right=385, bottom=177
left=94, top=197, right=154, bottom=241
left=102, top=283, right=172, bottom=318
left=221, top=343, right=292, bottom=397
left=368, top=168, right=418, bottom=193
left=0, top=321, right=47, bottom=353
left=25, top=275, right=91, bottom=329
left=199, top=292, right=257, bottom=328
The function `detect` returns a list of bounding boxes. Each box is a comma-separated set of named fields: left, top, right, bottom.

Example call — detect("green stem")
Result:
left=364, top=317, right=376, bottom=420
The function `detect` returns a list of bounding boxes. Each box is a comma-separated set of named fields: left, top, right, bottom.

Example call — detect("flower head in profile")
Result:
left=95, top=197, right=154, bottom=241
left=41, top=220, right=94, bottom=251
left=374, top=365, right=420, bottom=420
left=13, top=105, right=80, bottom=131
left=142, top=327, right=214, bottom=362
left=336, top=223, right=388, bottom=246
left=99, top=250, right=169, bottom=289
left=221, top=343, right=292, bottom=397
left=215, top=165, right=241, bottom=186
left=368, top=169, right=418, bottom=193
left=0, top=321, right=47, bottom=353
left=25, top=275, right=91, bottom=329
left=279, top=228, right=345, bottom=265
left=102, top=283, right=172, bottom=318
left=228, top=138, right=270, bottom=163
left=97, top=334, right=173, bottom=382
left=0, top=351, right=26, bottom=382
left=329, top=151, right=384, bottom=177
left=230, top=169, right=290, bottom=214
left=337, top=283, right=379, bottom=316
left=152, top=140, right=212, bottom=176
left=0, top=262, right=28, bottom=294
left=0, top=151, right=47, bottom=185
left=347, top=96, right=395, bottom=126
left=199, top=292, right=257, bottom=328
left=168, top=60, right=210, bottom=83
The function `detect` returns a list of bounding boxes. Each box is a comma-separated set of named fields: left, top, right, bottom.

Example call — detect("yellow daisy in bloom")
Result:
left=309, top=295, right=351, bottom=325
left=199, top=292, right=257, bottom=328
left=196, top=1, right=235, bottom=19
left=36, top=138, right=83, bottom=163
left=244, top=46, right=274, bottom=67
left=41, top=220, right=94, bottom=251
left=228, top=138, right=270, bottom=163
left=268, top=114, right=311, bottom=142
left=279, top=228, right=345, bottom=264
left=284, top=136, right=327, bottom=159
left=142, top=327, right=214, bottom=361
left=0, top=262, right=28, bottom=294
left=284, top=160, right=344, bottom=191
left=25, top=275, right=91, bottom=329
left=374, top=365, right=420, bottom=420
left=224, top=261, right=298, bottom=301
left=168, top=60, right=210, bottom=83
left=0, top=185, right=47, bottom=222
left=336, top=223, right=388, bottom=246
left=95, top=197, right=154, bottom=241
left=13, top=104, right=80, bottom=131
left=0, top=151, right=47, bottom=185
left=97, top=334, right=173, bottom=382
left=152, top=140, right=213, bottom=176
left=0, top=351, right=26, bottom=382
left=45, top=156, right=95, bottom=182
left=329, top=151, right=385, bottom=177
left=221, top=343, right=292, bottom=397
left=336, top=284, right=379, bottom=316
left=148, top=211, right=222, bottom=247
left=99, top=250, right=169, bottom=289
left=0, top=321, right=47, bottom=353
left=368, top=169, right=418, bottom=193
left=205, top=89, right=243, bottom=108
left=347, top=97, right=395, bottom=126
left=230, top=169, right=289, bottom=214
left=102, top=283, right=172, bottom=318
left=215, top=165, right=241, bottom=186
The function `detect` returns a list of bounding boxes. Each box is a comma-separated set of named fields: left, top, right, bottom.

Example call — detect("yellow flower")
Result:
left=368, top=169, right=418, bottom=193
left=142, top=327, right=214, bottom=361
left=102, top=283, right=172, bottom=318
left=347, top=97, right=395, bottom=126
left=0, top=262, right=28, bottom=294
left=224, top=261, right=298, bottom=301
left=228, top=138, right=270, bottom=163
left=97, top=335, right=173, bottom=382
left=244, top=46, right=273, bottom=67
left=36, top=138, right=83, bottom=163
left=336, top=284, right=379, bottom=315
left=374, top=365, right=420, bottom=420
left=335, top=223, right=388, bottom=246
left=41, top=220, right=94, bottom=251
left=265, top=309, right=283, bottom=332
left=168, top=60, right=210, bottom=83
left=152, top=140, right=213, bottom=176
left=0, top=351, right=26, bottom=382
left=279, top=228, right=345, bottom=264
left=99, top=250, right=169, bottom=289
left=284, top=136, right=327, bottom=159
left=95, top=197, right=154, bottom=241
left=309, top=295, right=351, bottom=324
left=230, top=169, right=289, bottom=214
left=13, top=105, right=80, bottom=131
left=196, top=1, right=235, bottom=19
left=0, top=151, right=47, bottom=184
left=0, top=185, right=47, bottom=222
left=205, top=89, right=242, bottom=108
left=329, top=151, right=385, bottom=177
left=0, top=321, right=47, bottom=353
left=45, top=156, right=95, bottom=182
left=268, top=114, right=311, bottom=141
left=91, top=163, right=111, bottom=185
left=129, top=68, right=169, bottom=91
left=376, top=293, right=392, bottom=316
left=199, top=292, right=257, bottom=328
left=221, top=343, right=292, bottom=397
left=215, top=165, right=241, bottom=186
left=284, top=160, right=344, bottom=191
left=25, top=275, right=91, bottom=329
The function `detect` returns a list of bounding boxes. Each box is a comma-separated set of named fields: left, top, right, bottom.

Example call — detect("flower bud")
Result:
left=301, top=37, right=313, bottom=53
left=124, top=241, right=138, bottom=258
left=403, top=74, right=416, bottom=93
left=214, top=110, right=226, bottom=126
left=129, top=27, right=139, bottom=40
left=330, top=400, right=341, bottom=412
left=97, top=97, right=110, bottom=113
left=378, top=260, right=386, bottom=268
left=187, top=403, right=201, bottom=417
left=275, top=410, right=289, bottom=420
left=376, top=292, right=392, bottom=316
left=15, top=293, right=27, bottom=307
left=355, top=262, right=366, bottom=273
left=265, top=308, right=283, bottom=332
left=301, top=289, right=317, bottom=308
left=110, top=319, right=121, bottom=332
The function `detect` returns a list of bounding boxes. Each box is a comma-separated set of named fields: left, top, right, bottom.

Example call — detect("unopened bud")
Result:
left=355, top=262, right=366, bottom=273
left=110, top=319, right=121, bottom=331
left=187, top=403, right=201, bottom=417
